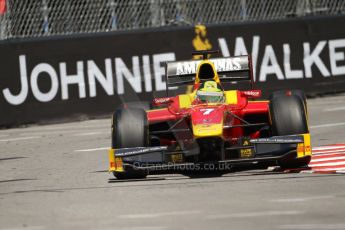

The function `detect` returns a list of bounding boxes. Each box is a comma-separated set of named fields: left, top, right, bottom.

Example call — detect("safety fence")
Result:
left=0, top=0, right=344, bottom=39
left=1, top=15, right=345, bottom=126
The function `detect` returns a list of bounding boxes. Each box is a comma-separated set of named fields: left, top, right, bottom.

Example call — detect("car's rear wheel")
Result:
left=119, top=101, right=152, bottom=111
left=269, top=95, right=310, bottom=168
left=270, top=95, right=308, bottom=136
left=270, top=90, right=308, bottom=115
left=112, top=108, right=149, bottom=179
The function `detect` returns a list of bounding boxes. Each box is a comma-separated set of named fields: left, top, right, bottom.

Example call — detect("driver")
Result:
left=196, top=80, right=224, bottom=103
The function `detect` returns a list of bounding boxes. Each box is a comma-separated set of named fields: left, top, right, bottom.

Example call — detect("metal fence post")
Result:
left=41, top=0, right=49, bottom=35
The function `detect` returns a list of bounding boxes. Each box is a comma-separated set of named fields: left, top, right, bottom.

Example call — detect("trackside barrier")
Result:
left=1, top=15, right=345, bottom=126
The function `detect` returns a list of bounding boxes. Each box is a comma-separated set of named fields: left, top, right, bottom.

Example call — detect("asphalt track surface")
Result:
left=1, top=94, right=345, bottom=230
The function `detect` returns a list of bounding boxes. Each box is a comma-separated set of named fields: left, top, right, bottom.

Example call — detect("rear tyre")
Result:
left=270, top=90, right=308, bottom=115
left=269, top=95, right=310, bottom=168
left=112, top=108, right=149, bottom=179
left=269, top=95, right=308, bottom=136
left=119, top=101, right=152, bottom=111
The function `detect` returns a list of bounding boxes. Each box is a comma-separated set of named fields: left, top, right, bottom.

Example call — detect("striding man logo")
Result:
left=192, top=24, right=212, bottom=59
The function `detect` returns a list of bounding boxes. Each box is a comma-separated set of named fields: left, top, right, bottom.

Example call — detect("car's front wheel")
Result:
left=112, top=108, right=149, bottom=179
left=269, top=94, right=310, bottom=168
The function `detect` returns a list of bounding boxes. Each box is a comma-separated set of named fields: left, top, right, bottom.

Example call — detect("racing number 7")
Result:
left=200, top=108, right=214, bottom=115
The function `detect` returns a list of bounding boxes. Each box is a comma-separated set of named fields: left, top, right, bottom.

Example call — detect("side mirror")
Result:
left=241, top=90, right=262, bottom=98
left=152, top=97, right=174, bottom=106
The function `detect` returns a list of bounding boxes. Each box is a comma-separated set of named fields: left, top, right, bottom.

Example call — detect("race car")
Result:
left=108, top=50, right=311, bottom=179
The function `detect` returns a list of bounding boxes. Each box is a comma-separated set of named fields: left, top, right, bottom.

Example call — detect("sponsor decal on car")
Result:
left=250, top=136, right=304, bottom=144
left=240, top=148, right=254, bottom=158
left=241, top=90, right=262, bottom=98
left=171, top=153, right=183, bottom=163
left=153, top=97, right=173, bottom=105
left=115, top=146, right=168, bottom=157
left=175, top=58, right=242, bottom=75
left=239, top=137, right=255, bottom=158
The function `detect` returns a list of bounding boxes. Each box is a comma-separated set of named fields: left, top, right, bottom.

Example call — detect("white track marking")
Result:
left=310, top=167, right=345, bottom=171
left=311, top=156, right=345, bottom=163
left=16, top=129, right=107, bottom=136
left=118, top=227, right=167, bottom=230
left=313, top=145, right=345, bottom=151
left=0, top=136, right=40, bottom=142
left=270, top=195, right=334, bottom=203
left=309, top=144, right=345, bottom=172
left=310, top=122, right=345, bottom=129
left=206, top=210, right=302, bottom=219
left=72, top=132, right=103, bottom=136
left=37, top=126, right=108, bottom=132
left=312, top=149, right=345, bottom=155
left=1, top=226, right=45, bottom=230
left=278, top=223, right=345, bottom=230
left=309, top=161, right=345, bottom=167
left=324, top=106, right=345, bottom=112
left=74, top=147, right=108, bottom=152
left=118, top=210, right=201, bottom=219
left=22, top=124, right=108, bottom=132
left=313, top=153, right=345, bottom=158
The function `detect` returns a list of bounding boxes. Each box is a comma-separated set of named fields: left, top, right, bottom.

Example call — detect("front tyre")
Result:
left=269, top=95, right=308, bottom=136
left=111, top=108, right=149, bottom=179
left=269, top=95, right=310, bottom=168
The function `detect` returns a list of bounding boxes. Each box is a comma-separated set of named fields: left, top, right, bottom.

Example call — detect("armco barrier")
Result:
left=1, top=15, right=345, bottom=126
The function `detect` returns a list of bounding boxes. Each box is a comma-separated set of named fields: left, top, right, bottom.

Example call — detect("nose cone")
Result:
left=193, top=123, right=223, bottom=138
left=191, top=106, right=224, bottom=138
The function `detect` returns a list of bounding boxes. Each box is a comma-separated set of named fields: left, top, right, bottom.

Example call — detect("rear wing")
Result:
left=165, top=55, right=253, bottom=87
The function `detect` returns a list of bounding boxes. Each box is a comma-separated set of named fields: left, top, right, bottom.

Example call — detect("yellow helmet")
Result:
left=199, top=81, right=222, bottom=93
left=197, top=81, right=224, bottom=103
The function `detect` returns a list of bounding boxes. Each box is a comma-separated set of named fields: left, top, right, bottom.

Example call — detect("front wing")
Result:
left=108, top=134, right=311, bottom=173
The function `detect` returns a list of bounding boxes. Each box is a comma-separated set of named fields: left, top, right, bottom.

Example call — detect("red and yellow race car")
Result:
left=108, top=50, right=311, bottom=179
